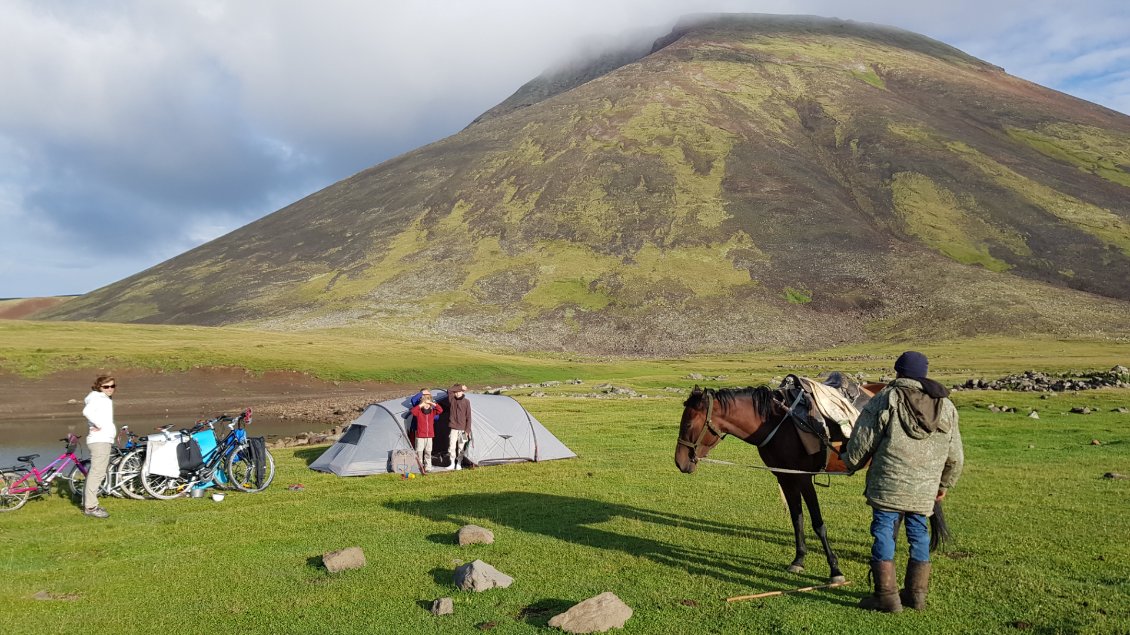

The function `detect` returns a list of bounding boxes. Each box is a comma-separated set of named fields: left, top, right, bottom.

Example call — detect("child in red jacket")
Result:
left=410, top=390, right=443, bottom=473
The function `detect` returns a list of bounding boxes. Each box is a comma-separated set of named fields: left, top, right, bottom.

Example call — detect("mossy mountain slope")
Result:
left=41, top=15, right=1130, bottom=354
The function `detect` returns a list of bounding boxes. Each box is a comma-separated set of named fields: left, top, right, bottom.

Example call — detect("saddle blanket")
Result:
left=797, top=376, right=861, bottom=439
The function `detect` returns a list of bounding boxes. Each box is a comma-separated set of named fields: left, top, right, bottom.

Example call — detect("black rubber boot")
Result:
left=900, top=560, right=931, bottom=610
left=859, top=560, right=903, bottom=613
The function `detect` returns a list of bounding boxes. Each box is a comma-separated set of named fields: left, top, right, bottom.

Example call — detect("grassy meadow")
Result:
left=1, top=320, right=1129, bottom=634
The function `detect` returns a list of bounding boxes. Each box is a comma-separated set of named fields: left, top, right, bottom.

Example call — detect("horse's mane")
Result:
left=685, top=386, right=776, bottom=420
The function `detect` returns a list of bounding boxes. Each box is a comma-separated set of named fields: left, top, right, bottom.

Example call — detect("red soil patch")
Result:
left=0, top=297, right=72, bottom=319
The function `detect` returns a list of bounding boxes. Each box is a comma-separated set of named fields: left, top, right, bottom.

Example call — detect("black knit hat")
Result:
left=894, top=351, right=929, bottom=378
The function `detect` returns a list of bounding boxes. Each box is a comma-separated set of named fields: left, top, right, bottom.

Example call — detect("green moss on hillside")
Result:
left=618, top=96, right=735, bottom=232
left=890, top=172, right=1028, bottom=271
left=850, top=65, right=886, bottom=89
left=1007, top=124, right=1130, bottom=188
left=947, top=141, right=1130, bottom=256
left=784, top=287, right=812, bottom=303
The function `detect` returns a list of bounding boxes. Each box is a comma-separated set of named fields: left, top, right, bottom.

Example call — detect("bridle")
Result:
left=677, top=391, right=726, bottom=463
left=679, top=388, right=801, bottom=462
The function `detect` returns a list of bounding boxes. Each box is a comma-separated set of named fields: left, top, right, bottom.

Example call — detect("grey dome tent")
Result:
left=309, top=390, right=576, bottom=476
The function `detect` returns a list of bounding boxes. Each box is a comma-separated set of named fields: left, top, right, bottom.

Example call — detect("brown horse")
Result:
left=675, top=383, right=881, bottom=584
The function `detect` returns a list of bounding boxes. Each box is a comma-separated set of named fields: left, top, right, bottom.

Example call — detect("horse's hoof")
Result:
left=830, top=575, right=847, bottom=584
left=787, top=564, right=805, bottom=574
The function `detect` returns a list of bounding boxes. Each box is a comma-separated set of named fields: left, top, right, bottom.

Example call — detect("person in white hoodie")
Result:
left=82, top=375, right=116, bottom=518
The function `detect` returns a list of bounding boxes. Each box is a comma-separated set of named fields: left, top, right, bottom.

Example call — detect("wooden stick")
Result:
left=726, top=580, right=850, bottom=602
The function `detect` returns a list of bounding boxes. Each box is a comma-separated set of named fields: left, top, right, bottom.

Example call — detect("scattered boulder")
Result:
left=1071, top=407, right=1093, bottom=415
left=953, top=367, right=1130, bottom=392
left=1028, top=411, right=1039, bottom=419
left=458, top=525, right=495, bottom=546
left=548, top=592, right=633, bottom=633
left=1114, top=407, right=1129, bottom=414
left=988, top=405, right=1001, bottom=413
left=322, top=547, right=366, bottom=573
left=454, top=560, right=513, bottom=592
left=1091, top=439, right=1102, bottom=446
left=431, top=597, right=454, bottom=616
left=1103, top=472, right=1126, bottom=480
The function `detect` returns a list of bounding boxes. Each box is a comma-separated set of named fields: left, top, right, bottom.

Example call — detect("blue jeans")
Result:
left=870, top=508, right=930, bottom=562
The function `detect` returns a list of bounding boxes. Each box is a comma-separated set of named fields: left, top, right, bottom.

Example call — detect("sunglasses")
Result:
left=101, top=384, right=116, bottom=389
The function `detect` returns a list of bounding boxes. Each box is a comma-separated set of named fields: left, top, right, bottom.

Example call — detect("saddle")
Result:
left=779, top=373, right=864, bottom=458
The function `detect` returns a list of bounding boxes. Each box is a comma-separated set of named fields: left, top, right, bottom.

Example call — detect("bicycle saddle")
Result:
left=17, top=454, right=39, bottom=463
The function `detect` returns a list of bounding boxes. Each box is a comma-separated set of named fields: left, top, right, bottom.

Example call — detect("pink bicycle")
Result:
left=0, top=433, right=88, bottom=512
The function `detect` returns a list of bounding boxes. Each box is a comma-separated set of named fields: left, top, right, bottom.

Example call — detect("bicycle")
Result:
left=141, top=409, right=274, bottom=499
left=0, top=434, right=88, bottom=512
left=222, top=409, right=275, bottom=493
left=68, top=426, right=147, bottom=501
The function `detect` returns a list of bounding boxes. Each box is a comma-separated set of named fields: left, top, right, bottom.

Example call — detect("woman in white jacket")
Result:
left=82, top=375, right=117, bottom=518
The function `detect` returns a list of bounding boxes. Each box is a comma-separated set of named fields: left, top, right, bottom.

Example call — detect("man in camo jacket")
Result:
left=842, top=351, right=964, bottom=613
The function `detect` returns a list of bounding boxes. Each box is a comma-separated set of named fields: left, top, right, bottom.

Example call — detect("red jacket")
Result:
left=410, top=403, right=443, bottom=438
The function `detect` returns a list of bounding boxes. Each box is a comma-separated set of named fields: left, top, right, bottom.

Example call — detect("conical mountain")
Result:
left=42, top=14, right=1130, bottom=354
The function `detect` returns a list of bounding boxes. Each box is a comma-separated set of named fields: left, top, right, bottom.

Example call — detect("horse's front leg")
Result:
left=778, top=477, right=807, bottom=574
left=800, top=479, right=846, bottom=583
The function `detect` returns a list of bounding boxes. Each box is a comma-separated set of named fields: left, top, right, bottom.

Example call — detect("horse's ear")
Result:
left=691, top=384, right=702, bottom=395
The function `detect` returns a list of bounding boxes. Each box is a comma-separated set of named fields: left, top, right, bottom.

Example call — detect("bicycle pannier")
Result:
left=177, top=438, right=204, bottom=475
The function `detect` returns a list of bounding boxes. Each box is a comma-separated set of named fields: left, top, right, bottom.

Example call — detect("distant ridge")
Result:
left=40, top=14, right=1130, bottom=354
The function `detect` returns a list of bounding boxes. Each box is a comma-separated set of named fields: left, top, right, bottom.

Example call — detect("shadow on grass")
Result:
left=516, top=599, right=574, bottom=627
left=305, top=555, right=326, bottom=571
left=426, top=532, right=456, bottom=545
left=428, top=566, right=453, bottom=586
left=384, top=492, right=858, bottom=604
left=292, top=447, right=326, bottom=467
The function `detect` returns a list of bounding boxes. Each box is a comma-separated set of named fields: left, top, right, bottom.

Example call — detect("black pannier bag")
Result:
left=177, top=437, right=204, bottom=475
left=249, top=436, right=268, bottom=484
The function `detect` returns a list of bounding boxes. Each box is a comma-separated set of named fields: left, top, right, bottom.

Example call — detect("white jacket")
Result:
left=83, top=390, right=116, bottom=445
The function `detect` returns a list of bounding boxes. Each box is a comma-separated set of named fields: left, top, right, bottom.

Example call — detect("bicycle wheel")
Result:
left=0, top=471, right=30, bottom=512
left=66, top=460, right=91, bottom=501
left=116, top=449, right=146, bottom=500
left=140, top=468, right=190, bottom=500
left=225, top=446, right=275, bottom=493
left=104, top=454, right=126, bottom=498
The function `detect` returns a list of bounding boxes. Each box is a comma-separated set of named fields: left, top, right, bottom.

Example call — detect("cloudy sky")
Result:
left=2, top=1, right=1127, bottom=298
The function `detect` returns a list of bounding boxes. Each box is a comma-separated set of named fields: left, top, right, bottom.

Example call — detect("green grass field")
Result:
left=1, top=321, right=1128, bottom=633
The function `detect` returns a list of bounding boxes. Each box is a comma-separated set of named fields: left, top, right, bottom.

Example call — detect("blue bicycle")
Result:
left=140, top=409, right=274, bottom=499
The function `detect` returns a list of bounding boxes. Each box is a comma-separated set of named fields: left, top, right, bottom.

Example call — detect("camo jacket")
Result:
left=842, top=378, right=964, bottom=515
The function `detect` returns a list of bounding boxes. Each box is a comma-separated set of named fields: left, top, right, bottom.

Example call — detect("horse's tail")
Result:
left=929, top=500, right=951, bottom=552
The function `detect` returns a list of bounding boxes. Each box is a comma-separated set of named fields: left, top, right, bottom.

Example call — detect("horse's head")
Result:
left=676, top=385, right=726, bottom=473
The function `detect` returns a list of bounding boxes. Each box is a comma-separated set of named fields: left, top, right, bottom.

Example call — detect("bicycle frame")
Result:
left=189, top=417, right=249, bottom=487
left=5, top=450, right=85, bottom=496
